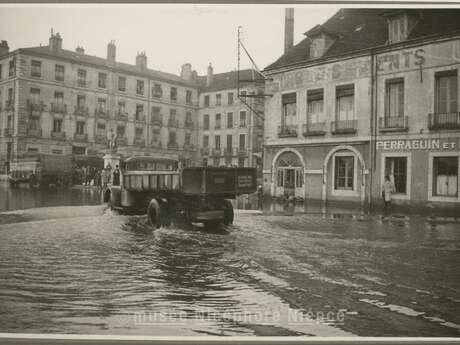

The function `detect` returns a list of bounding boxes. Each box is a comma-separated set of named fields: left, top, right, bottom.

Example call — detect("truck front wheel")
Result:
left=147, top=198, right=162, bottom=229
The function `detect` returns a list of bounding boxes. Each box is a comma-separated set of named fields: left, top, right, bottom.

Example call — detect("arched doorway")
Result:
left=273, top=150, right=305, bottom=198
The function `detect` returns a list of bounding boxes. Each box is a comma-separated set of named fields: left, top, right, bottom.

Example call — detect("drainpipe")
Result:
left=368, top=49, right=378, bottom=210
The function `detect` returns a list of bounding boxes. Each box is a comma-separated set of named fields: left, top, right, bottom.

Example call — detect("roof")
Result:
left=265, top=8, right=460, bottom=72
left=198, top=68, right=265, bottom=92
left=18, top=45, right=198, bottom=87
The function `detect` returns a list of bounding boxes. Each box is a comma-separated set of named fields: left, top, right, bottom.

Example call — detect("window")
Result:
left=227, top=112, right=233, bottom=128
left=55, top=64, right=64, bottom=82
left=238, top=158, right=245, bottom=167
left=239, top=134, right=246, bottom=149
left=226, top=135, right=233, bottom=150
left=185, top=133, right=191, bottom=145
left=7, top=88, right=13, bottom=103
left=8, top=59, right=15, bottom=77
left=77, top=95, right=85, bottom=107
left=203, top=114, right=210, bottom=130
left=152, top=83, right=163, bottom=98
left=136, top=80, right=144, bottom=95
left=310, top=38, right=324, bottom=59
left=335, top=156, right=354, bottom=190
left=239, top=111, right=247, bottom=127
left=54, top=91, right=64, bottom=104
left=385, top=79, right=404, bottom=117
left=28, top=116, right=39, bottom=131
left=186, top=90, right=192, bottom=105
left=97, top=98, right=106, bottom=113
left=77, top=69, right=86, bottom=87
left=204, top=95, right=210, bottom=107
left=385, top=157, right=407, bottom=194
left=277, top=170, right=284, bottom=187
left=282, top=93, right=296, bottom=126
left=215, top=135, right=221, bottom=149
left=307, top=89, right=324, bottom=123
left=118, top=101, right=126, bottom=114
left=135, top=127, right=143, bottom=139
left=118, top=76, right=126, bottom=92
left=215, top=113, right=221, bottom=129
left=30, top=88, right=40, bottom=104
left=136, top=104, right=144, bottom=121
left=240, top=90, right=247, bottom=99
left=169, top=130, right=176, bottom=144
left=228, top=92, right=234, bottom=105
left=170, top=87, right=177, bottom=102
left=203, top=135, right=209, bottom=147
left=432, top=156, right=458, bottom=197
left=117, top=125, right=125, bottom=137
left=53, top=118, right=63, bottom=133
left=96, top=122, right=106, bottom=136
left=31, top=60, right=42, bottom=78
left=98, top=72, right=107, bottom=88
left=336, top=85, right=355, bottom=121
left=72, top=146, right=86, bottom=155
left=435, top=70, right=458, bottom=114
left=389, top=15, right=407, bottom=44
left=76, top=121, right=85, bottom=135
left=216, top=94, right=221, bottom=106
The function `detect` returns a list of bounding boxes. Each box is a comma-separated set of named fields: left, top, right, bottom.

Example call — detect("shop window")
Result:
left=432, top=156, right=458, bottom=197
left=385, top=157, right=407, bottom=194
left=335, top=156, right=354, bottom=190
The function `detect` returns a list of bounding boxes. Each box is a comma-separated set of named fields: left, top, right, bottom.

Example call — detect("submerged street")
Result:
left=0, top=184, right=459, bottom=336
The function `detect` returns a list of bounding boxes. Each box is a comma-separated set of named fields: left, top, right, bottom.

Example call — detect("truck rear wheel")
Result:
left=147, top=198, right=162, bottom=229
left=223, top=200, right=234, bottom=225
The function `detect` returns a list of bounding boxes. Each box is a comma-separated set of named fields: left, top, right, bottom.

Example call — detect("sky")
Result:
left=0, top=4, right=339, bottom=76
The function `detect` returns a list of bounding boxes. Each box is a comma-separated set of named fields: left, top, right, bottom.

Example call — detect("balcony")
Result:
left=95, top=134, right=107, bottom=145
left=379, top=116, right=409, bottom=132
left=303, top=122, right=326, bottom=136
left=183, top=143, right=196, bottom=151
left=331, top=120, right=357, bottom=134
left=116, top=136, right=128, bottom=146
left=168, top=119, right=179, bottom=128
left=224, top=147, right=234, bottom=156
left=278, top=125, right=298, bottom=138
left=94, top=108, right=108, bottom=118
left=237, top=147, right=248, bottom=156
left=3, top=128, right=12, bottom=136
left=134, top=138, right=146, bottom=147
left=27, top=128, right=42, bottom=138
left=167, top=141, right=179, bottom=150
left=51, top=131, right=66, bottom=140
left=134, top=114, right=146, bottom=123
left=185, top=120, right=195, bottom=129
left=151, top=115, right=163, bottom=127
left=27, top=100, right=45, bottom=112
left=74, top=106, right=89, bottom=117
left=116, top=111, right=128, bottom=122
left=212, top=148, right=222, bottom=157
left=74, top=133, right=88, bottom=142
left=428, top=113, right=460, bottom=130
left=151, top=140, right=162, bottom=149
left=52, top=103, right=67, bottom=114
left=201, top=147, right=210, bottom=156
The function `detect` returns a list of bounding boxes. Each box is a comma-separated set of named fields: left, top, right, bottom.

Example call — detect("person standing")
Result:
left=382, top=175, right=395, bottom=209
left=102, top=167, right=111, bottom=189
left=112, top=165, right=120, bottom=186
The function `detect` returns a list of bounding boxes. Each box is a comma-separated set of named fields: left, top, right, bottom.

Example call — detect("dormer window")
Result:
left=389, top=14, right=408, bottom=44
left=310, top=38, right=324, bottom=59
left=306, top=26, right=337, bottom=59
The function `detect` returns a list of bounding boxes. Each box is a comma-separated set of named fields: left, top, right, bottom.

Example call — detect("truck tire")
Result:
left=159, top=200, right=172, bottom=228
left=147, top=198, right=162, bottom=229
left=223, top=199, right=234, bottom=225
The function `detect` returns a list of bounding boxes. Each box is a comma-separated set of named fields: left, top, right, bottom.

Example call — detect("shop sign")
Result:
left=377, top=138, right=458, bottom=151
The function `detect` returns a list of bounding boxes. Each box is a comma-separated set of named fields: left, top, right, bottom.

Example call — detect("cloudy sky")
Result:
left=0, top=4, right=339, bottom=75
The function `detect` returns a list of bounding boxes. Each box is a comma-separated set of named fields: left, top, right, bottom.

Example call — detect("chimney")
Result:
left=206, top=63, right=213, bottom=87
left=181, top=63, right=192, bottom=81
left=284, top=8, right=294, bottom=54
left=75, top=46, right=85, bottom=54
left=0, top=40, right=9, bottom=56
left=49, top=29, right=63, bottom=52
left=107, top=40, right=116, bottom=63
left=135, top=51, right=147, bottom=70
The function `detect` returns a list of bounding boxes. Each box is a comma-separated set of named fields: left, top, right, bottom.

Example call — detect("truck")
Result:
left=103, top=156, right=257, bottom=228
left=8, top=153, right=73, bottom=188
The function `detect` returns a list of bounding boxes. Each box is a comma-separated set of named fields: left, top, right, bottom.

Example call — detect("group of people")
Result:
left=72, top=164, right=121, bottom=189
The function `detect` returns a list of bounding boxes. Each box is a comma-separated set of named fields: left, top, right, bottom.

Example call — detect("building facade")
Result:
left=263, top=9, right=460, bottom=207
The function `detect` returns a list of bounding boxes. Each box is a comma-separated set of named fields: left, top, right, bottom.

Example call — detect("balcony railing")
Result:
left=3, top=128, right=12, bottom=136
left=74, top=106, right=89, bottom=117
left=134, top=138, right=146, bottom=147
left=27, top=100, right=45, bottom=112
left=224, top=147, right=234, bottom=156
left=428, top=112, right=460, bottom=130
left=167, top=141, right=179, bottom=149
left=151, top=115, right=163, bottom=126
left=168, top=119, right=179, bottom=128
left=134, top=114, right=146, bottom=122
left=183, top=143, right=196, bottom=151
left=379, top=116, right=409, bottom=131
left=237, top=147, right=248, bottom=156
left=94, top=108, right=108, bottom=118
left=278, top=125, right=298, bottom=138
left=303, top=122, right=326, bottom=136
left=51, top=131, right=66, bottom=140
left=95, top=134, right=107, bottom=145
left=151, top=140, right=162, bottom=149
left=185, top=120, right=195, bottom=129
left=201, top=147, right=210, bottom=156
left=74, top=133, right=88, bottom=142
left=27, top=128, right=42, bottom=138
left=51, top=103, right=67, bottom=114
left=116, top=137, right=128, bottom=146
left=116, top=111, right=128, bottom=121
left=212, top=148, right=222, bottom=156
left=331, top=120, right=357, bottom=134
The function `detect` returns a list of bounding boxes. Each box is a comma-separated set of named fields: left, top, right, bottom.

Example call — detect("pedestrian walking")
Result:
left=112, top=165, right=120, bottom=186
left=382, top=175, right=395, bottom=209
left=257, top=184, right=263, bottom=210
left=102, top=167, right=111, bottom=188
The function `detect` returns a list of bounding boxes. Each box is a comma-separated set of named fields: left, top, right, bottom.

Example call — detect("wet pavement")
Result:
left=0, top=182, right=459, bottom=336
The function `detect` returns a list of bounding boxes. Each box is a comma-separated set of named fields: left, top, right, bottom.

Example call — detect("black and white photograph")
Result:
left=0, top=3, right=459, bottom=341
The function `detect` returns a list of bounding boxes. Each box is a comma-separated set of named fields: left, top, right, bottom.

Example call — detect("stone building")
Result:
left=263, top=8, right=460, bottom=207
left=0, top=31, right=263, bottom=173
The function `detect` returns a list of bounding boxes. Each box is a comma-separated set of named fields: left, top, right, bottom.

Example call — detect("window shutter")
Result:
left=336, top=84, right=354, bottom=97
left=282, top=93, right=296, bottom=104
left=307, top=89, right=323, bottom=101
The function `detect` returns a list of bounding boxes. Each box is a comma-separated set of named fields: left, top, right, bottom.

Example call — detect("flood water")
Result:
left=0, top=182, right=460, bottom=336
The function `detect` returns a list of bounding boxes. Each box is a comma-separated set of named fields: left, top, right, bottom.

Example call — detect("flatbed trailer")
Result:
left=103, top=157, right=257, bottom=228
